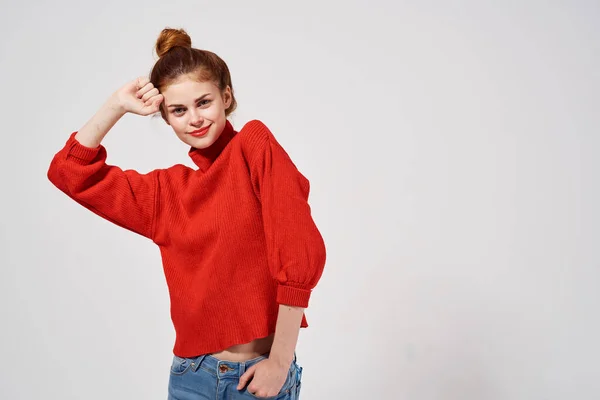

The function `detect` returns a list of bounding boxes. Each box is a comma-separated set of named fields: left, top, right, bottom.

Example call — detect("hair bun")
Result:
left=155, top=28, right=192, bottom=58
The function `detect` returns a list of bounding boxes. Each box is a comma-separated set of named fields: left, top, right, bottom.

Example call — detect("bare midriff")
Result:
left=209, top=333, right=275, bottom=362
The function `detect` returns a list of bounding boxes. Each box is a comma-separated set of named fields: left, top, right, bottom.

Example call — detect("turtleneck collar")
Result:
left=188, top=120, right=237, bottom=172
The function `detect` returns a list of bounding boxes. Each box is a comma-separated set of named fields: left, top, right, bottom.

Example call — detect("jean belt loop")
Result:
left=191, top=354, right=206, bottom=372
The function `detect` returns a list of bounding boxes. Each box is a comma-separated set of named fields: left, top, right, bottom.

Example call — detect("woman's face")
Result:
left=161, top=73, right=232, bottom=149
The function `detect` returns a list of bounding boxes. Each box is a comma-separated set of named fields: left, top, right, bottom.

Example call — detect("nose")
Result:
left=189, top=109, right=204, bottom=126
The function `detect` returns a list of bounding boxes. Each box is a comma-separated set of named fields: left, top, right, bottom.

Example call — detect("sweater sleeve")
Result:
left=47, top=131, right=159, bottom=240
left=242, top=120, right=326, bottom=308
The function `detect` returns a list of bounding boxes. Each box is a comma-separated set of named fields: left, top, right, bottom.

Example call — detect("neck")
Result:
left=188, top=120, right=236, bottom=171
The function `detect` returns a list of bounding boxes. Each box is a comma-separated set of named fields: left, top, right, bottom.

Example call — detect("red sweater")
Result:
left=47, top=119, right=326, bottom=357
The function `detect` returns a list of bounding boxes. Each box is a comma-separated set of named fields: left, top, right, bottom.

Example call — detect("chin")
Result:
left=188, top=134, right=217, bottom=149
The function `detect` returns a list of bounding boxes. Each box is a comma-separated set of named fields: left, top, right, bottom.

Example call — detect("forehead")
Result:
left=162, top=76, right=219, bottom=101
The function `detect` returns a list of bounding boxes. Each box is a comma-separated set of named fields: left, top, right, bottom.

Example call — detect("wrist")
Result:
left=106, top=93, right=127, bottom=117
left=269, top=352, right=293, bottom=369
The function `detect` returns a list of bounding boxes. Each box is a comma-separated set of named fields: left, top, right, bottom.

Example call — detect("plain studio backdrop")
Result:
left=1, top=1, right=598, bottom=399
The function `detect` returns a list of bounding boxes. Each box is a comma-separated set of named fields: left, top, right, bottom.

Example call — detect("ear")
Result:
left=162, top=109, right=171, bottom=126
left=223, top=86, right=233, bottom=108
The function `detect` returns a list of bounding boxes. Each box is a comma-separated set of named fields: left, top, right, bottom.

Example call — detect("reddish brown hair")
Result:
left=150, top=28, right=237, bottom=120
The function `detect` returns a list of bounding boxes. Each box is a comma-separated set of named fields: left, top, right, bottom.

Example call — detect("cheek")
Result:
left=206, top=103, right=226, bottom=119
left=169, top=118, right=187, bottom=134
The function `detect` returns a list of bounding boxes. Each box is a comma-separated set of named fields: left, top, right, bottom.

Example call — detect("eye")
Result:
left=173, top=108, right=185, bottom=115
left=198, top=99, right=211, bottom=107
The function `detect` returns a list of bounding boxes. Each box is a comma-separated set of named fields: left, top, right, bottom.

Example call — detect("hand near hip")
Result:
left=237, top=358, right=289, bottom=398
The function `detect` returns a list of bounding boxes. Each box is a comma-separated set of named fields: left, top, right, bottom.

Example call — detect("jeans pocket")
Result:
left=294, top=381, right=301, bottom=399
left=292, top=364, right=302, bottom=399
left=245, top=362, right=296, bottom=399
left=170, top=355, right=193, bottom=375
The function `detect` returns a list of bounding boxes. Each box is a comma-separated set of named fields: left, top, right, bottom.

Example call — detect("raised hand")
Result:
left=113, top=76, right=164, bottom=116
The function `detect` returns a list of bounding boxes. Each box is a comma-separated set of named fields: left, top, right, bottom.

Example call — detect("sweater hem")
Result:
left=173, top=325, right=276, bottom=358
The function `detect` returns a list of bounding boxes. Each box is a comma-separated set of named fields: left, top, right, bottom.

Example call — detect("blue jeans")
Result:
left=167, top=352, right=303, bottom=400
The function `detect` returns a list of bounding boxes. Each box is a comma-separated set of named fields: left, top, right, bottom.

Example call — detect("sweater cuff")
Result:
left=66, top=131, right=102, bottom=161
left=277, top=284, right=311, bottom=308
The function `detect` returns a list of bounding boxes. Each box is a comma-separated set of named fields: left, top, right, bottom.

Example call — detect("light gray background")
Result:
left=1, top=1, right=598, bottom=399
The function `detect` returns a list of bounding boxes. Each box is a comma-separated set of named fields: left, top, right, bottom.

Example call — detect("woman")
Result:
left=47, top=27, right=326, bottom=400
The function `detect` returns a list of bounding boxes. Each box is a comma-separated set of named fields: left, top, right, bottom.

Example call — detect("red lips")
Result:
left=189, top=124, right=211, bottom=137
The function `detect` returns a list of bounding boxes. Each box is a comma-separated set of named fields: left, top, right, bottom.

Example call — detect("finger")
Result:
left=141, top=97, right=162, bottom=115
left=237, top=365, right=256, bottom=390
left=247, top=383, right=261, bottom=396
left=135, top=76, right=150, bottom=90
left=150, top=95, right=164, bottom=110
left=136, top=82, right=155, bottom=99
left=141, top=87, right=159, bottom=102
left=144, top=94, right=162, bottom=108
left=152, top=96, right=164, bottom=113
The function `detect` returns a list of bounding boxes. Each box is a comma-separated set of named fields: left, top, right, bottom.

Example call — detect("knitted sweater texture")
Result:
left=47, top=119, right=326, bottom=357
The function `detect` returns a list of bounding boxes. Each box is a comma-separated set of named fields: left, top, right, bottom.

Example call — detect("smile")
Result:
left=189, top=124, right=212, bottom=137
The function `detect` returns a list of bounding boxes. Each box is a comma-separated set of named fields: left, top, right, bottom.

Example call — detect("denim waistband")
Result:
left=184, top=352, right=297, bottom=378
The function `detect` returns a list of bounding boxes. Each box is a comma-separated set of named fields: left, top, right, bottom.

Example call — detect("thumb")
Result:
left=142, top=96, right=162, bottom=116
left=151, top=96, right=163, bottom=113
left=237, top=364, right=257, bottom=390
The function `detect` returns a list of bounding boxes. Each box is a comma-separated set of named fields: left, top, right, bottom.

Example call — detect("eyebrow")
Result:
left=167, top=93, right=211, bottom=108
